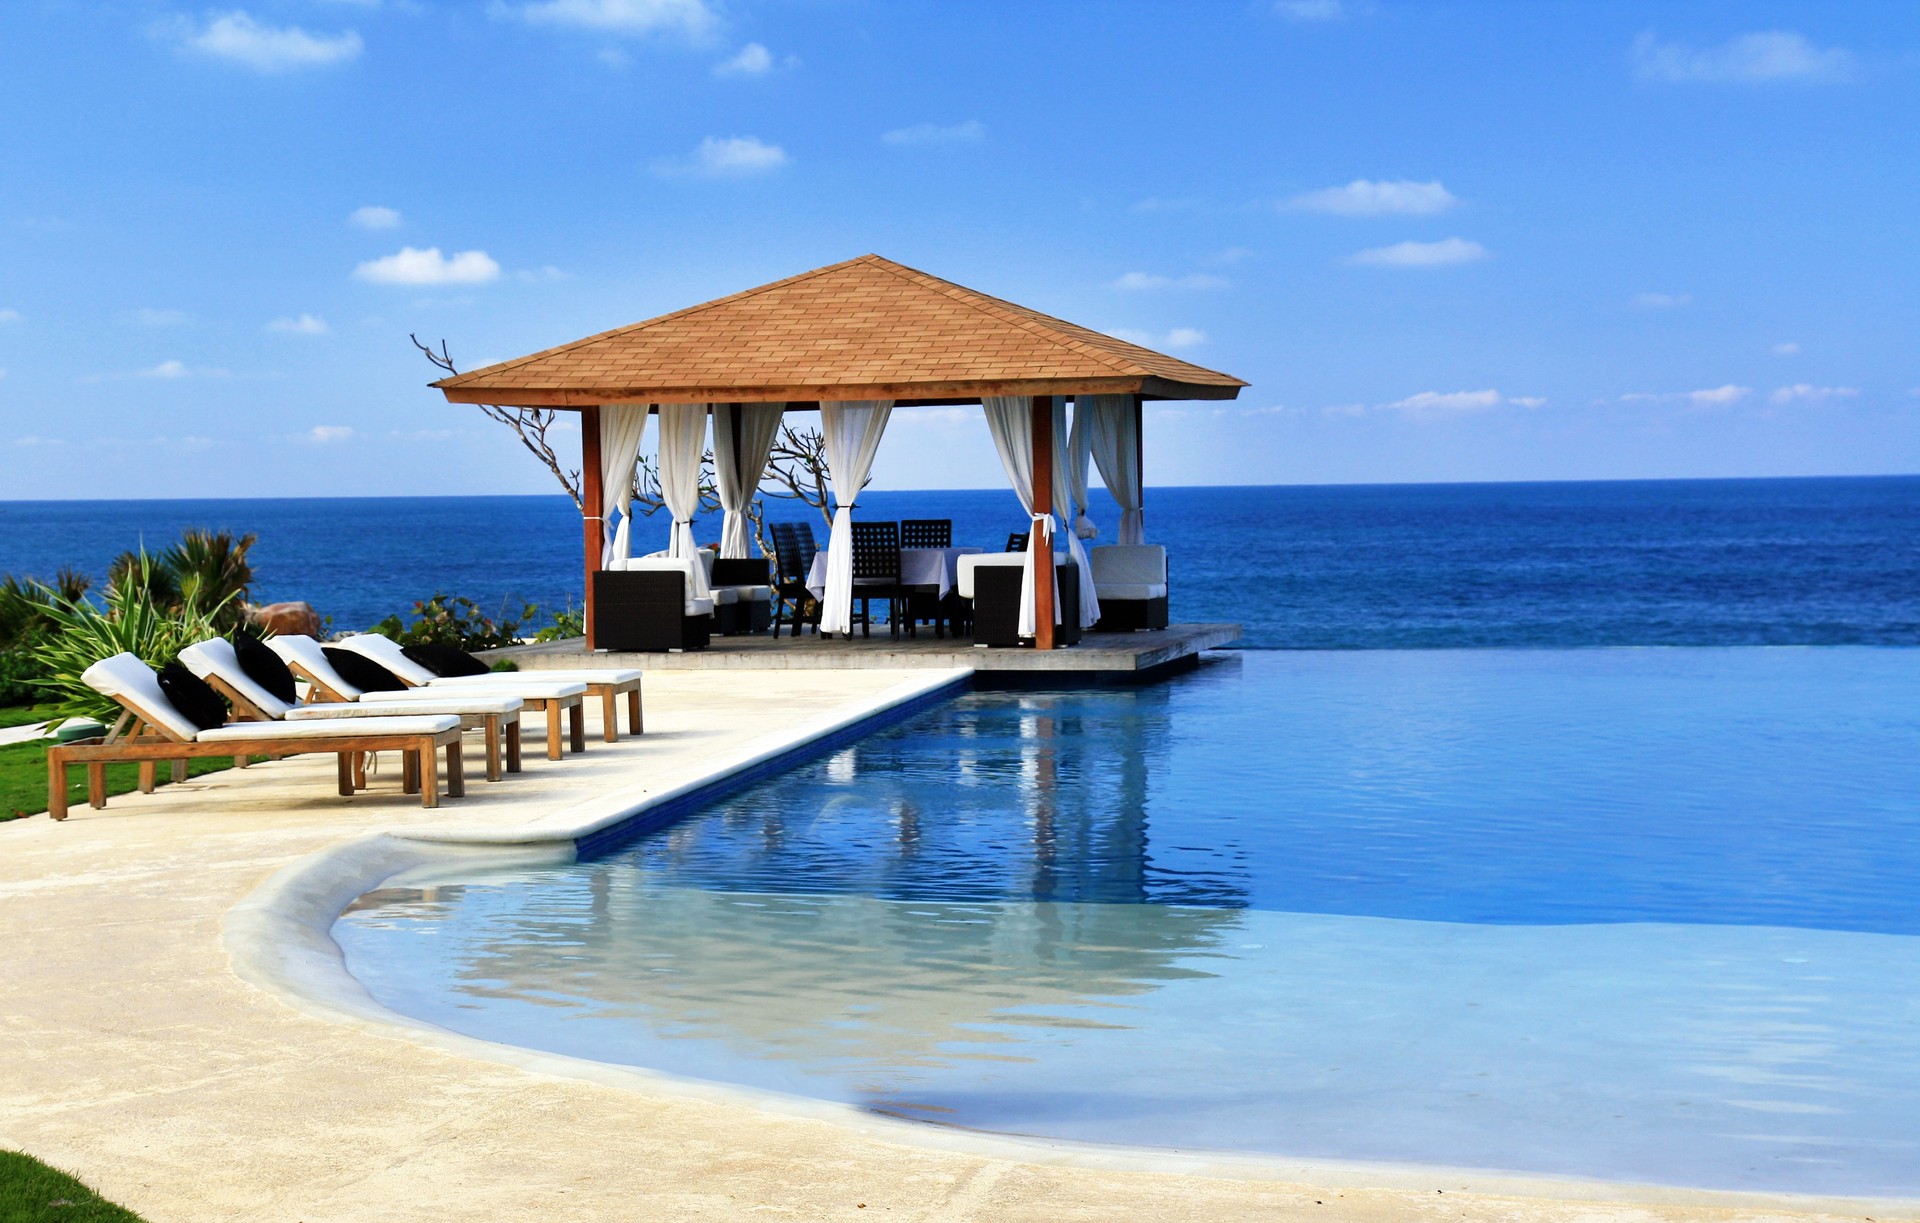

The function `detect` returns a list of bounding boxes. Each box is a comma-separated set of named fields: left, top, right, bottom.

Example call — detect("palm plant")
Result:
left=163, top=529, right=256, bottom=624
left=29, top=554, right=234, bottom=720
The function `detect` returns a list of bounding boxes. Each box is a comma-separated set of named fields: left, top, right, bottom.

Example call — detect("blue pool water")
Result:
left=335, top=649, right=1920, bottom=1195
left=3, top=475, right=1918, bottom=646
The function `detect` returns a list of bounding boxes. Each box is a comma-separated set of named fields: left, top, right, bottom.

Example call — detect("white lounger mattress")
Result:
left=366, top=681, right=586, bottom=701
left=284, top=696, right=522, bottom=720
left=195, top=715, right=461, bottom=742
left=333, top=634, right=639, bottom=688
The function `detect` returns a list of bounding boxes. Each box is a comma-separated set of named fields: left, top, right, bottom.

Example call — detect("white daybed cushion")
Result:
left=267, top=634, right=366, bottom=699
left=196, top=714, right=460, bottom=743
left=715, top=585, right=772, bottom=603
left=83, top=653, right=204, bottom=741
left=285, top=695, right=521, bottom=720
left=336, top=634, right=439, bottom=686
left=956, top=552, right=1063, bottom=600
left=1093, top=582, right=1169, bottom=601
left=369, top=680, right=588, bottom=701
left=180, top=638, right=293, bottom=720
left=1088, top=544, right=1166, bottom=587
left=433, top=668, right=645, bottom=686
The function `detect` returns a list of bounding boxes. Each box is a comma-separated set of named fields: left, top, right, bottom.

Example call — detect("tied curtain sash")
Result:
left=1083, top=394, right=1144, bottom=544
left=656, top=403, right=711, bottom=599
left=712, top=403, right=786, bottom=559
left=818, top=400, right=894, bottom=635
left=599, top=403, right=651, bottom=566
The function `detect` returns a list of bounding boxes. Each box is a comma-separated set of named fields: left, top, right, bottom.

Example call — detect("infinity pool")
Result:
left=335, top=649, right=1920, bottom=1196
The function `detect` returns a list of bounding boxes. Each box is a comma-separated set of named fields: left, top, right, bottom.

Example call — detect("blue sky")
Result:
left=2, top=0, right=1916, bottom=499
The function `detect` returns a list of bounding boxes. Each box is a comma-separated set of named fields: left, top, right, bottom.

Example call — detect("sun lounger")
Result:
left=333, top=633, right=644, bottom=744
left=266, top=635, right=588, bottom=761
left=179, top=639, right=525, bottom=782
left=47, top=653, right=466, bottom=819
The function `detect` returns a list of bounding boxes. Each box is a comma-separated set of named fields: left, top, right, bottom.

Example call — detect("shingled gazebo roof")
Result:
left=432, top=254, right=1246, bottom=408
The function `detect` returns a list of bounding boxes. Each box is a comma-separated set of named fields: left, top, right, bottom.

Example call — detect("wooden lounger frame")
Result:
left=46, top=705, right=465, bottom=821
left=279, top=656, right=588, bottom=761
left=201, top=673, right=523, bottom=783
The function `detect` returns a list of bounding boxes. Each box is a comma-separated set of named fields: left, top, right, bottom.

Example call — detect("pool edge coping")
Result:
left=222, top=665, right=1920, bottom=1218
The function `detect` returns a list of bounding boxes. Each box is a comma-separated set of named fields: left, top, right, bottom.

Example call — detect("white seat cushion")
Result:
left=285, top=695, right=522, bottom=720
left=1088, top=545, right=1166, bottom=587
left=336, top=633, right=439, bottom=686
left=82, top=653, right=202, bottom=741
left=956, top=552, right=1057, bottom=600
left=197, top=714, right=461, bottom=742
left=709, top=587, right=739, bottom=605
left=180, top=638, right=293, bottom=720
left=714, top=584, right=771, bottom=602
left=266, top=635, right=365, bottom=699
left=371, top=680, right=587, bottom=701
left=685, top=597, right=714, bottom=617
left=1094, top=582, right=1168, bottom=601
left=435, top=668, right=644, bottom=686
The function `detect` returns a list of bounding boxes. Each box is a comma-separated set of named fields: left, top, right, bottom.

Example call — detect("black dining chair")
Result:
left=898, top=519, right=953, bottom=635
left=900, top=519, right=952, bottom=549
left=769, top=522, right=821, bottom=638
left=1004, top=531, right=1029, bottom=552
left=849, top=520, right=907, bottom=639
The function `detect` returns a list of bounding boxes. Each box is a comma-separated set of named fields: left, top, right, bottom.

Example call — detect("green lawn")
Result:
left=0, top=739, right=240, bottom=822
left=0, top=1151, right=147, bottom=1222
left=0, top=703, right=58, bottom=731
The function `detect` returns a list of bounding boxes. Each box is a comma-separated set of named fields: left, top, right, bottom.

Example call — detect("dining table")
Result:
left=805, top=545, right=986, bottom=601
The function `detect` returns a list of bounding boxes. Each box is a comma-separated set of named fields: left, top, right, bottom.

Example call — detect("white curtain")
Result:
left=712, top=402, right=785, bottom=559
left=1054, top=398, right=1100, bottom=629
left=1084, top=394, right=1144, bottom=544
left=599, top=403, right=651, bottom=566
left=818, top=400, right=894, bottom=635
left=656, top=402, right=711, bottom=599
left=981, top=395, right=1059, bottom=637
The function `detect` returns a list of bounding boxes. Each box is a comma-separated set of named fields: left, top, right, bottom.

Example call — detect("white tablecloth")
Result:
left=807, top=546, right=985, bottom=601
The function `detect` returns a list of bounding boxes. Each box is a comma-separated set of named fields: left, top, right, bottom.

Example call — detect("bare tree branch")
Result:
left=411, top=334, right=583, bottom=511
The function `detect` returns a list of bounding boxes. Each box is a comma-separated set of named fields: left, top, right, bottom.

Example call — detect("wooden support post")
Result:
left=1031, top=395, right=1056, bottom=650
left=581, top=404, right=604, bottom=650
left=1133, top=393, right=1145, bottom=540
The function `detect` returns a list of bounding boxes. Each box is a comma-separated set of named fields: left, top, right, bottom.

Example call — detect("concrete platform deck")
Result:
left=490, top=622, right=1241, bottom=676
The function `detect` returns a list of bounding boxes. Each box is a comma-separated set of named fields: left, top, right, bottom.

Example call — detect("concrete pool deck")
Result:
left=0, top=666, right=1907, bottom=1222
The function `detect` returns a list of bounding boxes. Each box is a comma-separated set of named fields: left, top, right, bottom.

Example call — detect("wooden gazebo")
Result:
left=433, top=254, right=1245, bottom=649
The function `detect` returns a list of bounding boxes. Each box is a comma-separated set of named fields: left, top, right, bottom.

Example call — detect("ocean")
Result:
left=1, top=475, right=1916, bottom=648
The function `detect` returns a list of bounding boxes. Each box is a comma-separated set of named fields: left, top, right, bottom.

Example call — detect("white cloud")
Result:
left=1206, top=247, right=1254, bottom=266
left=306, top=425, right=355, bottom=444
left=1772, top=341, right=1801, bottom=355
left=882, top=120, right=986, bottom=147
left=514, top=0, right=716, bottom=38
left=0, top=309, right=21, bottom=325
left=1107, top=327, right=1206, bottom=351
left=1110, top=272, right=1229, bottom=291
left=135, top=307, right=193, bottom=327
left=1770, top=383, right=1859, bottom=404
left=1275, top=0, right=1355, bottom=20
left=349, top=205, right=401, bottom=229
left=354, top=246, right=501, bottom=285
left=1347, top=237, right=1487, bottom=268
left=516, top=265, right=571, bottom=282
left=1381, top=389, right=1502, bottom=417
left=1631, top=292, right=1691, bottom=309
left=1633, top=31, right=1855, bottom=84
left=163, top=11, right=364, bottom=72
left=1288, top=179, right=1457, bottom=216
left=268, top=313, right=330, bottom=334
left=1508, top=396, right=1548, bottom=408
left=1623, top=385, right=1753, bottom=408
left=714, top=42, right=773, bottom=75
left=653, top=136, right=789, bottom=178
left=137, top=359, right=229, bottom=380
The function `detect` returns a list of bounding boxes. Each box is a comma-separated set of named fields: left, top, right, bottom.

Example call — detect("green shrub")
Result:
left=370, top=594, right=533, bottom=651
left=28, top=554, right=234, bottom=721
left=533, top=602, right=584, bottom=642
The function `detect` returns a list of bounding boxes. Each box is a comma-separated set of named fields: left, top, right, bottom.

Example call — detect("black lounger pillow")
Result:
left=157, top=662, right=228, bottom=730
left=402, top=642, right=491, bottom=678
left=322, top=646, right=407, bottom=693
left=233, top=633, right=299, bottom=704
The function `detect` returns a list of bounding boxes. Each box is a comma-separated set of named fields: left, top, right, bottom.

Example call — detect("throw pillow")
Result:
left=157, top=663, right=228, bottom=730
left=402, top=642, right=490, bottom=678
left=322, top=647, right=407, bottom=693
left=233, top=633, right=298, bottom=704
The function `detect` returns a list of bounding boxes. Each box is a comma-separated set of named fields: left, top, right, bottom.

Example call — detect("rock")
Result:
left=251, top=601, right=323, bottom=638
